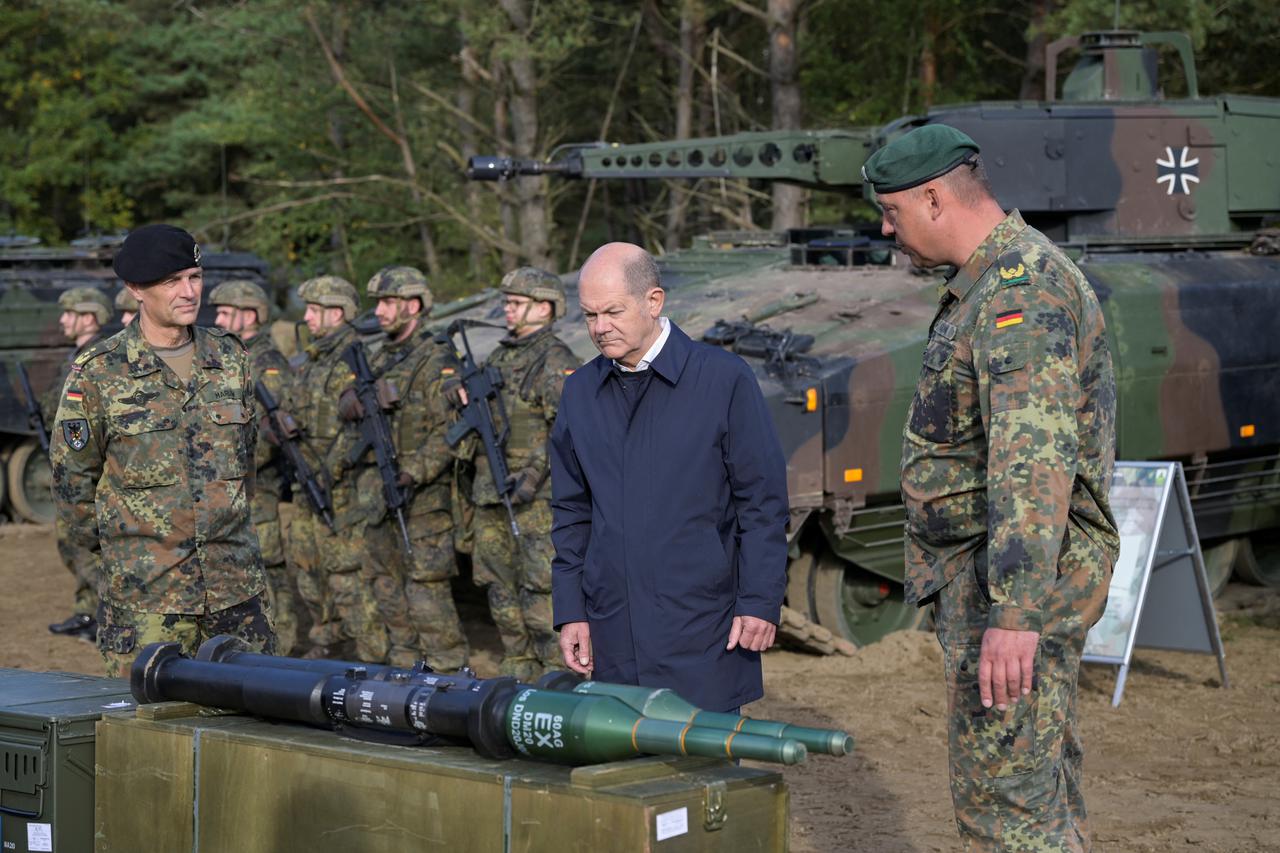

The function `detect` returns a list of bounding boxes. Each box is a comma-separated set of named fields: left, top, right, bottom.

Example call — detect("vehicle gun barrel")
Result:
left=131, top=643, right=809, bottom=766
left=466, top=130, right=873, bottom=189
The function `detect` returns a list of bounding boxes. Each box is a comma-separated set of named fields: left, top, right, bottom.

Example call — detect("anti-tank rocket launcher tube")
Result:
left=131, top=642, right=808, bottom=766
left=193, top=635, right=853, bottom=757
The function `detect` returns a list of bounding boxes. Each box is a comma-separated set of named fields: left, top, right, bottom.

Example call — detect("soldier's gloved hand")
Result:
left=505, top=467, right=542, bottom=505
left=395, top=471, right=415, bottom=490
left=338, top=387, right=365, bottom=422
left=442, top=377, right=466, bottom=409
left=258, top=414, right=280, bottom=447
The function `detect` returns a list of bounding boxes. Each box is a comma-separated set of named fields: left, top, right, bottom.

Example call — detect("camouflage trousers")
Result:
left=256, top=513, right=302, bottom=657
left=472, top=501, right=562, bottom=680
left=98, top=594, right=275, bottom=679
left=364, top=510, right=468, bottom=670
left=55, top=516, right=98, bottom=615
left=933, top=545, right=1109, bottom=852
left=288, top=509, right=386, bottom=663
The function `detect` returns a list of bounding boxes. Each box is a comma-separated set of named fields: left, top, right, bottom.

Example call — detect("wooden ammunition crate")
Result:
left=95, top=703, right=789, bottom=852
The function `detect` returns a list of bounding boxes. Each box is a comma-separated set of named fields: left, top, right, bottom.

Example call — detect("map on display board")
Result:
left=1083, top=461, right=1229, bottom=706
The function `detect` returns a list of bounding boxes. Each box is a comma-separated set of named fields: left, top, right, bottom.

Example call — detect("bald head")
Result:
left=581, top=242, right=661, bottom=300
left=578, top=242, right=666, bottom=368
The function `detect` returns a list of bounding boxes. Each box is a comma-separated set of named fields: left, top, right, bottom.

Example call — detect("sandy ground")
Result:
left=2, top=521, right=1278, bottom=852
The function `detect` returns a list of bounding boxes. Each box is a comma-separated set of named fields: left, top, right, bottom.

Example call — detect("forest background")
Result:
left=3, top=0, right=1279, bottom=300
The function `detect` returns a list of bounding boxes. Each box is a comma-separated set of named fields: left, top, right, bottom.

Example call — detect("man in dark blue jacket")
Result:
left=550, top=242, right=789, bottom=712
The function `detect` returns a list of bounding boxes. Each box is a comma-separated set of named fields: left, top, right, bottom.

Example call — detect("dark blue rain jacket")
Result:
left=549, top=321, right=788, bottom=711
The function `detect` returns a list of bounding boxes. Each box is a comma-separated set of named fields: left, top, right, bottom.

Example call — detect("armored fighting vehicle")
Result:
left=0, top=235, right=272, bottom=523
left=467, top=31, right=1280, bottom=645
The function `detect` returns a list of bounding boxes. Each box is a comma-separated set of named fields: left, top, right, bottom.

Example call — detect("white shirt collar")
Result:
left=616, top=316, right=670, bottom=373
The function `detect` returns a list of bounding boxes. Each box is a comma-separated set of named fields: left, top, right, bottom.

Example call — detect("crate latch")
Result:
left=703, top=780, right=728, bottom=831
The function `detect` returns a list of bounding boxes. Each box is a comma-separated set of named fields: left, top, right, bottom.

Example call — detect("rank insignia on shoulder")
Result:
left=995, top=310, right=1024, bottom=329
left=997, top=251, right=1031, bottom=285
left=62, top=419, right=89, bottom=451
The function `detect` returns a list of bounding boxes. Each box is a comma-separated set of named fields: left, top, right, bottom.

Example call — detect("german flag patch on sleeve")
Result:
left=995, top=310, right=1024, bottom=330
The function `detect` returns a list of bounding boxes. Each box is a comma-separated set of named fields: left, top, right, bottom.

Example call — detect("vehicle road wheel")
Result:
left=1200, top=538, right=1238, bottom=598
left=7, top=438, right=55, bottom=524
left=1236, top=532, right=1280, bottom=588
left=811, top=550, right=925, bottom=647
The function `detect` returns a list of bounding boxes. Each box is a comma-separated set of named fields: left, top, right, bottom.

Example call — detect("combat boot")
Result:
left=49, top=613, right=97, bottom=642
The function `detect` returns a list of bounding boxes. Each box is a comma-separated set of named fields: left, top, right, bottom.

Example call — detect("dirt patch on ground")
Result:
left=3, top=522, right=1278, bottom=851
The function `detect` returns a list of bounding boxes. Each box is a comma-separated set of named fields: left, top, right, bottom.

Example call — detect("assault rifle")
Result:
left=16, top=362, right=50, bottom=454
left=341, top=341, right=413, bottom=555
left=443, top=320, right=520, bottom=537
left=254, top=380, right=335, bottom=531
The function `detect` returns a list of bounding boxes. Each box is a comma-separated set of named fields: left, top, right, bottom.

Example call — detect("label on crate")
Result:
left=27, top=823, right=53, bottom=852
left=655, top=807, right=688, bottom=841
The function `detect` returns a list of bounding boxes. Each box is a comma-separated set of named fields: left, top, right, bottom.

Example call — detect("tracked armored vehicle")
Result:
left=468, top=31, right=1280, bottom=645
left=0, top=235, right=271, bottom=523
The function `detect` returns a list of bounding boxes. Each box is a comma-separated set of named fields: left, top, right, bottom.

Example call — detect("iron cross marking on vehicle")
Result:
left=1156, top=145, right=1200, bottom=196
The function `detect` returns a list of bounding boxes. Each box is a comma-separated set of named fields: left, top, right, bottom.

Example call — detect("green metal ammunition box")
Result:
left=97, top=704, right=789, bottom=852
left=0, top=669, right=135, bottom=853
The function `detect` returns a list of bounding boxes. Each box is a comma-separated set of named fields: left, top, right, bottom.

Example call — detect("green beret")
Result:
left=861, top=124, right=980, bottom=194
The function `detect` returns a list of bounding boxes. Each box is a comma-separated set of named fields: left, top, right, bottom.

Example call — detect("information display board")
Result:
left=1084, top=461, right=1229, bottom=706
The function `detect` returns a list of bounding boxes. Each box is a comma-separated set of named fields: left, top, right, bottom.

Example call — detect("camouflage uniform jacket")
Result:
left=50, top=321, right=266, bottom=614
left=246, top=331, right=291, bottom=511
left=900, top=210, right=1120, bottom=633
left=338, top=323, right=462, bottom=522
left=40, top=332, right=103, bottom=425
left=288, top=323, right=358, bottom=523
left=472, top=326, right=578, bottom=506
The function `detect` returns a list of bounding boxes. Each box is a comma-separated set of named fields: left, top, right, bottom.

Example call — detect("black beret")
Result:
left=112, top=224, right=202, bottom=285
left=862, top=124, right=980, bottom=195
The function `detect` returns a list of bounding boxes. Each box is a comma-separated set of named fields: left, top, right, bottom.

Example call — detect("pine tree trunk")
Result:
left=664, top=0, right=702, bottom=251
left=499, top=0, right=552, bottom=269
left=768, top=0, right=805, bottom=232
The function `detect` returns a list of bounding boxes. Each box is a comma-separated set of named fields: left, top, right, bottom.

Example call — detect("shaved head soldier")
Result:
left=51, top=224, right=275, bottom=675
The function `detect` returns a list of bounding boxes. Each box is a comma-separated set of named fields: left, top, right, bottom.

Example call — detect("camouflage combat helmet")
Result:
left=297, top=275, right=359, bottom=320
left=500, top=267, right=565, bottom=318
left=208, top=278, right=271, bottom=326
left=114, top=288, right=138, bottom=313
left=58, top=287, right=112, bottom=325
left=366, top=265, right=433, bottom=313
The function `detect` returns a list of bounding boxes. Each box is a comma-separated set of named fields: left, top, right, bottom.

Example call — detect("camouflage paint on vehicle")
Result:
left=465, top=30, right=1280, bottom=644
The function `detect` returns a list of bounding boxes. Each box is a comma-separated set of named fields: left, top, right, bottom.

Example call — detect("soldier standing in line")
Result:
left=336, top=266, right=469, bottom=669
left=45, top=286, right=114, bottom=642
left=114, top=288, right=139, bottom=326
left=470, top=268, right=579, bottom=680
left=867, top=125, right=1120, bottom=850
left=278, top=275, right=384, bottom=661
left=50, top=224, right=275, bottom=677
left=209, top=279, right=305, bottom=656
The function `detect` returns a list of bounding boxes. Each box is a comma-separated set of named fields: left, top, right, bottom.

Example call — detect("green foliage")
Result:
left=2, top=0, right=1278, bottom=291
